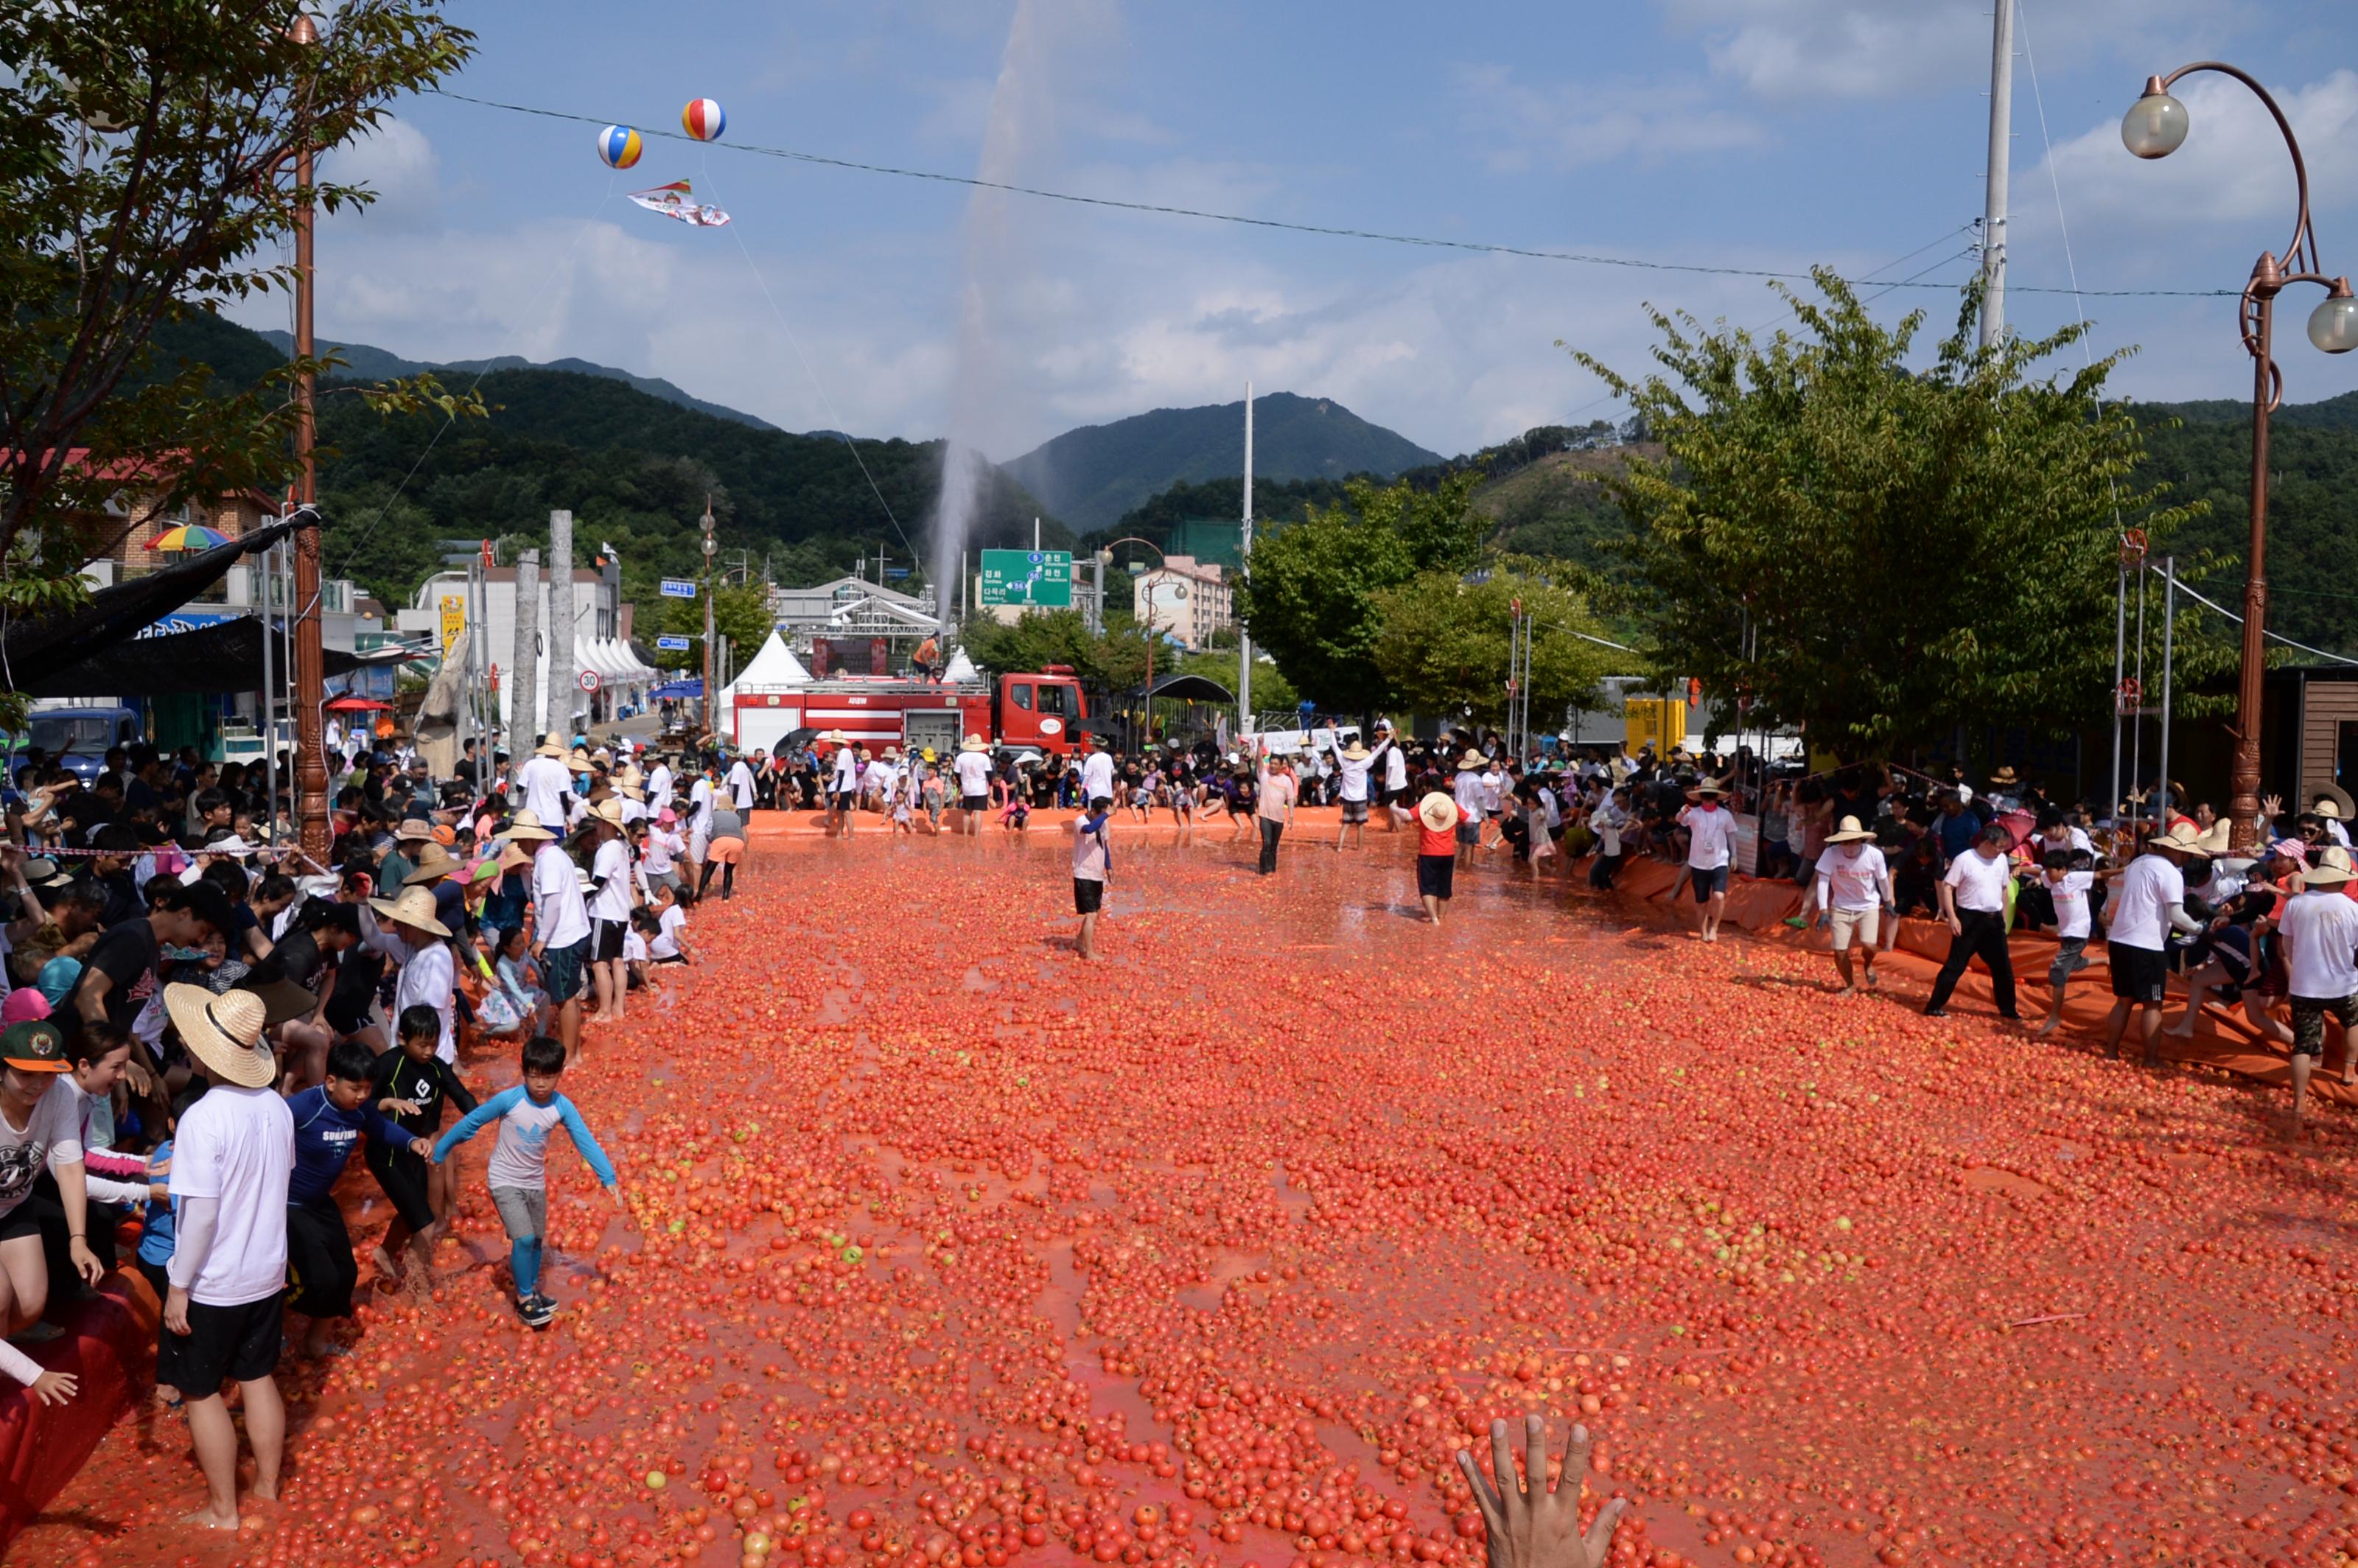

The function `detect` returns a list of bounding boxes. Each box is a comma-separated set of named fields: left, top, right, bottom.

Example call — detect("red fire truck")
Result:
left=729, top=665, right=1100, bottom=760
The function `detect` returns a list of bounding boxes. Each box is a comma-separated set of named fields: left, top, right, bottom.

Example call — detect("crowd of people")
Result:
left=0, top=729, right=724, bottom=1526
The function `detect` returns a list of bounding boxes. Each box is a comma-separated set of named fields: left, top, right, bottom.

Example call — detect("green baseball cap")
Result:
left=1, top=1019, right=68, bottom=1074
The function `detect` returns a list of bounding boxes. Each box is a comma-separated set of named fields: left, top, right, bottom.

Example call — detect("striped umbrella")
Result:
left=145, top=523, right=233, bottom=551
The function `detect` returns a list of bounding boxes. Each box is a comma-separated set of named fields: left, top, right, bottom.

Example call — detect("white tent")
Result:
left=719, top=629, right=814, bottom=752
left=729, top=629, right=813, bottom=690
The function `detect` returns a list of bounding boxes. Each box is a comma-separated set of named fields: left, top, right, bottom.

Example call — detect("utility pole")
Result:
left=1237, top=382, right=1253, bottom=738
left=287, top=12, right=329, bottom=864
left=547, top=510, right=575, bottom=740
left=1979, top=0, right=2015, bottom=349
left=512, top=550, right=540, bottom=755
left=702, top=497, right=718, bottom=741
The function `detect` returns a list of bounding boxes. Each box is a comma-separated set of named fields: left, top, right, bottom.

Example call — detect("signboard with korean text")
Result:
left=978, top=550, right=1072, bottom=608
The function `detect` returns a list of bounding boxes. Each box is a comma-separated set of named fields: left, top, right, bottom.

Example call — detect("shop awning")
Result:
left=24, top=615, right=363, bottom=697
left=5, top=520, right=296, bottom=688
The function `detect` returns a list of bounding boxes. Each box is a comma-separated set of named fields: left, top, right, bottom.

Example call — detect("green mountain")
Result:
left=1004, top=391, right=1442, bottom=533
left=252, top=328, right=780, bottom=431
left=140, top=311, right=1066, bottom=618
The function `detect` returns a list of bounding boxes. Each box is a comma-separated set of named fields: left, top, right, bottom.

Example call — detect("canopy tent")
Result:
left=648, top=679, right=702, bottom=700
left=717, top=629, right=814, bottom=735
left=1127, top=672, right=1236, bottom=705
left=5, top=519, right=295, bottom=689
left=24, top=615, right=363, bottom=697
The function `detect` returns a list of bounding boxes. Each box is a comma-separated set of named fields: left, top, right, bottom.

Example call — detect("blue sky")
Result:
left=239, top=0, right=2358, bottom=459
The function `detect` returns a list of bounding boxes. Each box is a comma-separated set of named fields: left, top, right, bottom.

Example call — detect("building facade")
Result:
left=1131, top=556, right=1232, bottom=649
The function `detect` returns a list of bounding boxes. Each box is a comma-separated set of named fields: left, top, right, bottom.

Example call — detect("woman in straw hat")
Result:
left=1678, top=781, right=1738, bottom=943
left=581, top=801, right=637, bottom=1025
left=1813, top=817, right=1893, bottom=995
left=154, top=986, right=295, bottom=1530
left=361, top=885, right=457, bottom=1065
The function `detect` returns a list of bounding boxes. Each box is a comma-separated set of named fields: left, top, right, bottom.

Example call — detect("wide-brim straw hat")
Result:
left=1456, top=750, right=1483, bottom=770
left=1417, top=793, right=1460, bottom=833
left=502, top=809, right=557, bottom=842
left=2303, top=846, right=2357, bottom=886
left=368, top=884, right=452, bottom=937
left=164, top=983, right=275, bottom=1088
left=2316, top=797, right=2348, bottom=822
left=566, top=750, right=597, bottom=774
left=393, top=817, right=435, bottom=842
left=1824, top=815, right=1875, bottom=843
left=587, top=797, right=626, bottom=826
left=1688, top=783, right=1728, bottom=799
left=2194, top=820, right=2234, bottom=855
left=961, top=735, right=990, bottom=752
left=2150, top=822, right=2203, bottom=854
left=1341, top=741, right=1370, bottom=760
left=404, top=843, right=459, bottom=884
left=1989, top=766, right=2020, bottom=785
left=824, top=730, right=850, bottom=745
left=534, top=732, right=567, bottom=758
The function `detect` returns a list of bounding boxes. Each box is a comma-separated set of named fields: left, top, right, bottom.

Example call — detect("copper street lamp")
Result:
left=2122, top=65, right=2358, bottom=851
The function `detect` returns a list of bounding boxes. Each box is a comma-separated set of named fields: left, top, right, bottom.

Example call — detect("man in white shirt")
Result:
left=1813, top=816, right=1892, bottom=995
left=2272, top=845, right=2358, bottom=1121
left=1452, top=754, right=1488, bottom=869
left=1079, top=744, right=1116, bottom=814
left=1371, top=725, right=1412, bottom=827
left=1332, top=741, right=1375, bottom=850
left=955, top=738, right=998, bottom=838
left=2101, top=822, right=2202, bottom=1065
left=523, top=822, right=591, bottom=1057
left=1925, top=821, right=2021, bottom=1021
left=1677, top=783, right=1736, bottom=942
left=517, top=735, right=573, bottom=830
left=685, top=766, right=716, bottom=872
left=584, top=802, right=635, bottom=1025
left=156, top=987, right=294, bottom=1531
left=726, top=752, right=757, bottom=814
left=828, top=735, right=861, bottom=838
left=648, top=757, right=675, bottom=817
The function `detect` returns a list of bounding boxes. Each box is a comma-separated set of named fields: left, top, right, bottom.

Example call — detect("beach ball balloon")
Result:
left=597, top=125, right=643, bottom=169
left=682, top=98, right=727, bottom=141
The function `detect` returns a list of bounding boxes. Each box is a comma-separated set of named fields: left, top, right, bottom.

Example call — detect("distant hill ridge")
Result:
left=1004, top=391, right=1442, bottom=533
left=253, top=328, right=780, bottom=432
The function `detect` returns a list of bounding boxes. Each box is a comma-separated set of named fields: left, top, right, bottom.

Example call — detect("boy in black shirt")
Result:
left=365, top=1004, right=476, bottom=1290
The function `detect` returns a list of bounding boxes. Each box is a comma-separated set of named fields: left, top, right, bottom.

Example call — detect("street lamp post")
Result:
left=2123, top=64, right=2357, bottom=850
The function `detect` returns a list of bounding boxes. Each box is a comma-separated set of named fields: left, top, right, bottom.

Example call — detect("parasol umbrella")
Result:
left=324, top=695, right=391, bottom=713
left=145, top=523, right=234, bottom=552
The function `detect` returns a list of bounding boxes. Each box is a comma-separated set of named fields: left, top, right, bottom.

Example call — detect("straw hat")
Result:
left=368, top=884, right=452, bottom=937
left=163, top=984, right=275, bottom=1088
left=404, top=842, right=460, bottom=884
left=825, top=730, right=850, bottom=745
left=2194, top=819, right=2234, bottom=855
left=1824, top=815, right=1875, bottom=844
left=1341, top=741, right=1370, bottom=760
left=1417, top=793, right=1461, bottom=833
left=883, top=746, right=900, bottom=761
left=2149, top=822, right=2203, bottom=854
left=1989, top=765, right=2020, bottom=786
left=961, top=735, right=990, bottom=752
left=566, top=749, right=597, bottom=774
left=497, top=841, right=533, bottom=874
left=2315, top=797, right=2347, bottom=822
left=535, top=732, right=568, bottom=758
left=2303, top=845, right=2356, bottom=887
left=587, top=797, right=626, bottom=827
left=1456, top=750, right=1483, bottom=770
left=393, top=816, right=435, bottom=843
left=501, top=809, right=556, bottom=842
left=1688, top=781, right=1728, bottom=799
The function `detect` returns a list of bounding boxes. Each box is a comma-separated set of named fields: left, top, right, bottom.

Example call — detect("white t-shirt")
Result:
left=1816, top=843, right=1889, bottom=911
left=168, top=1085, right=294, bottom=1307
left=590, top=838, right=632, bottom=923
left=651, top=903, right=688, bottom=959
left=2281, top=889, right=2358, bottom=999
left=830, top=749, right=858, bottom=793
left=623, top=928, right=648, bottom=964
left=517, top=755, right=571, bottom=829
left=1942, top=849, right=2012, bottom=914
left=0, top=1078, right=83, bottom=1222
left=1452, top=771, right=1486, bottom=825
left=1382, top=743, right=1408, bottom=791
left=1080, top=750, right=1115, bottom=803
left=2049, top=869, right=2097, bottom=940
left=1335, top=754, right=1373, bottom=803
left=532, top=843, right=592, bottom=949
left=1681, top=804, right=1733, bottom=870
left=392, top=936, right=458, bottom=1064
left=687, top=778, right=715, bottom=836
left=648, top=763, right=675, bottom=813
left=2107, top=854, right=2186, bottom=952
left=1481, top=769, right=1506, bottom=812
left=2037, top=827, right=2096, bottom=861
left=727, top=760, right=756, bottom=811
left=642, top=827, right=679, bottom=877
left=955, top=751, right=994, bottom=799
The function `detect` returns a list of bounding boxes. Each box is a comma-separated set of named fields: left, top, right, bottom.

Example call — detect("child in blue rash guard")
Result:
left=284, top=1040, right=433, bottom=1357
left=432, top=1035, right=624, bottom=1329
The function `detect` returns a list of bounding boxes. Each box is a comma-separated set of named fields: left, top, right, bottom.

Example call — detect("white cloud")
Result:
left=1451, top=64, right=1766, bottom=172
left=315, top=116, right=441, bottom=232
left=2024, top=68, right=2358, bottom=250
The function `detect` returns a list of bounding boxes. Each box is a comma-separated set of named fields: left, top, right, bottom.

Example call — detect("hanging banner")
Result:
left=439, top=595, right=465, bottom=653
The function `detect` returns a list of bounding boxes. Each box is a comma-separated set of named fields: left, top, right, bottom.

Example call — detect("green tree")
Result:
left=1370, top=566, right=1614, bottom=728
left=1236, top=470, right=1486, bottom=711
left=658, top=581, right=771, bottom=672
left=959, top=609, right=1152, bottom=695
left=1569, top=272, right=2228, bottom=756
left=0, top=3, right=474, bottom=591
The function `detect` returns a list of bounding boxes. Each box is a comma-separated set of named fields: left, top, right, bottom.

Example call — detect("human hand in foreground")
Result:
left=27, top=1368, right=77, bottom=1406
left=1454, top=1414, right=1627, bottom=1568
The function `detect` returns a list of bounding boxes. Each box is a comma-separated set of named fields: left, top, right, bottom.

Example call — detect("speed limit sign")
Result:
left=578, top=668, right=601, bottom=694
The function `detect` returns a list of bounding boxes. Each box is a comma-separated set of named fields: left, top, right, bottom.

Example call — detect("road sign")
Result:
left=660, top=578, right=698, bottom=599
left=655, top=635, right=692, bottom=652
left=978, top=549, right=1072, bottom=608
left=578, top=669, right=601, bottom=693
left=438, top=594, right=464, bottom=653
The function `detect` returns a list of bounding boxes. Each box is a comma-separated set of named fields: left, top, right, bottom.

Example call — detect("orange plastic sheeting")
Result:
left=0, top=1270, right=161, bottom=1553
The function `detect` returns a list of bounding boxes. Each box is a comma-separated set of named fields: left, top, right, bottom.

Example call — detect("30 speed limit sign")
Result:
left=578, top=669, right=601, bottom=694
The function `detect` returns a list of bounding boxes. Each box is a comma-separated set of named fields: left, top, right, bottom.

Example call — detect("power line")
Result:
left=428, top=88, right=2236, bottom=299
